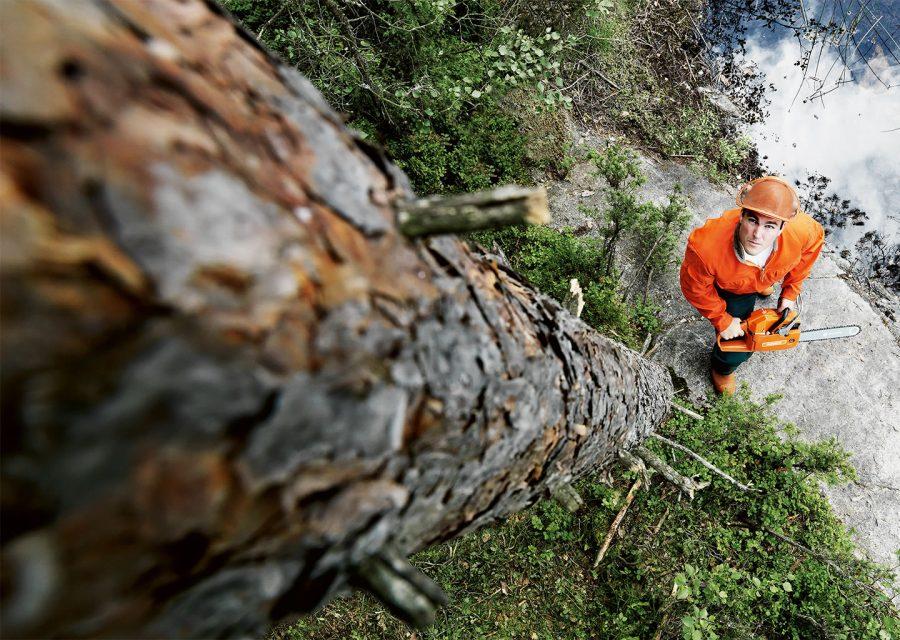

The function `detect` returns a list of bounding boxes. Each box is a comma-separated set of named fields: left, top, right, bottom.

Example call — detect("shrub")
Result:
left=223, top=0, right=572, bottom=194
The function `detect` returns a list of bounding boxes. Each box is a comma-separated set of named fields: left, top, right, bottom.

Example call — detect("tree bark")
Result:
left=0, top=0, right=673, bottom=637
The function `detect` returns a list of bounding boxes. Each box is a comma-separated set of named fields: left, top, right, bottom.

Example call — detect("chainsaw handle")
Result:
left=716, top=307, right=802, bottom=353
left=716, top=320, right=751, bottom=352
left=770, top=307, right=799, bottom=333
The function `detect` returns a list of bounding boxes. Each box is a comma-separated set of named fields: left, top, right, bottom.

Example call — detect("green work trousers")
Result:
left=710, top=286, right=758, bottom=375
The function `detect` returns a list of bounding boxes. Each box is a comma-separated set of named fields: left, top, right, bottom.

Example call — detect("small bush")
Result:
left=470, top=223, right=648, bottom=347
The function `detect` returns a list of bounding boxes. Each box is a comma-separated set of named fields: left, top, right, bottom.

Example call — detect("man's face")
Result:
left=738, top=210, right=783, bottom=256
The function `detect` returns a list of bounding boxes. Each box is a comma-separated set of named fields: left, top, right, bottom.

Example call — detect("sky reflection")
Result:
left=740, top=3, right=899, bottom=247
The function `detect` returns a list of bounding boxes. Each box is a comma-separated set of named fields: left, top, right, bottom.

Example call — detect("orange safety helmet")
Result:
left=735, top=176, right=800, bottom=222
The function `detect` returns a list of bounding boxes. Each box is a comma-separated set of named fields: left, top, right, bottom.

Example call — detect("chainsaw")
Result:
left=716, top=307, right=860, bottom=353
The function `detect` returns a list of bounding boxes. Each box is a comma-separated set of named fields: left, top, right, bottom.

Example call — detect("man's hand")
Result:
left=719, top=317, right=745, bottom=340
left=777, top=298, right=796, bottom=313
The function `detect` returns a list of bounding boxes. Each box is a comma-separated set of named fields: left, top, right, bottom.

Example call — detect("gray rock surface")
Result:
left=544, top=126, right=900, bottom=595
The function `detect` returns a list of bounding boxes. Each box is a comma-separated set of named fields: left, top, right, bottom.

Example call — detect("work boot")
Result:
left=757, top=285, right=775, bottom=297
left=710, top=367, right=736, bottom=396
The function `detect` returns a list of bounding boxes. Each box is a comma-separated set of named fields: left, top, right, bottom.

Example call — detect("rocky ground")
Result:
left=543, top=122, right=900, bottom=597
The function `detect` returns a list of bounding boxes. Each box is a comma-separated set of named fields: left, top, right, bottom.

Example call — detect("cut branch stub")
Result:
left=353, top=547, right=448, bottom=628
left=396, top=185, right=549, bottom=237
left=551, top=481, right=585, bottom=513
left=563, top=278, right=585, bottom=318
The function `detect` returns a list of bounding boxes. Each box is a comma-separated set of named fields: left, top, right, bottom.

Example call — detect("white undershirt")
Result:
left=740, top=242, right=774, bottom=267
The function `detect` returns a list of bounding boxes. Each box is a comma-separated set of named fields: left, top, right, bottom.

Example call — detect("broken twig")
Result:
left=635, top=445, right=709, bottom=500
left=594, top=478, right=642, bottom=567
left=652, top=433, right=755, bottom=492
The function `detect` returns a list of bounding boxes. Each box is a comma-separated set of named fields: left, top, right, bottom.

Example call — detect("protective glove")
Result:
left=777, top=298, right=796, bottom=313
left=719, top=316, right=745, bottom=340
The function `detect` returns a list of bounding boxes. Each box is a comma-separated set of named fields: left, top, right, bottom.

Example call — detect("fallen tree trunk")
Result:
left=0, top=0, right=673, bottom=637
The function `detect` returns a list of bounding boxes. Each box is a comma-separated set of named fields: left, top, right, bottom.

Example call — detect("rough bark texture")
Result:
left=0, top=1, right=673, bottom=637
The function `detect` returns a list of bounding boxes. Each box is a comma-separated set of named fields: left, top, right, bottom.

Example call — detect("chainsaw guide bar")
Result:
left=716, top=308, right=861, bottom=353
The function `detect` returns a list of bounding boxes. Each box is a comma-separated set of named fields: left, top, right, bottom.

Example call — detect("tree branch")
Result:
left=635, top=445, right=709, bottom=500
left=396, top=185, right=549, bottom=237
left=651, top=433, right=755, bottom=492
left=593, top=478, right=642, bottom=567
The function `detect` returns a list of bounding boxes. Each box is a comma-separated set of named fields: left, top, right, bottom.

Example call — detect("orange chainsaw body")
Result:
left=717, top=308, right=800, bottom=353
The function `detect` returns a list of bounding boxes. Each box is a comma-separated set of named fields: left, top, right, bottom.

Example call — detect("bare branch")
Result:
left=635, top=445, right=709, bottom=500
left=651, top=433, right=755, bottom=492
left=593, top=478, right=642, bottom=567
left=667, top=401, right=703, bottom=421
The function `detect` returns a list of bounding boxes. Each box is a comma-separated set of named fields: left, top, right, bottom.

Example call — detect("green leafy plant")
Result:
left=283, top=392, right=898, bottom=640
left=467, top=143, right=688, bottom=347
left=224, top=0, right=573, bottom=194
left=469, top=223, right=648, bottom=347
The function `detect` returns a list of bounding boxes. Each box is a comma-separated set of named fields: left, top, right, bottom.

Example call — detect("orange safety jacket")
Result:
left=680, top=208, right=824, bottom=333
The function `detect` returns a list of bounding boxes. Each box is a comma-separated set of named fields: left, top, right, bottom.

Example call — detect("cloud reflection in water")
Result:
left=743, top=36, right=899, bottom=247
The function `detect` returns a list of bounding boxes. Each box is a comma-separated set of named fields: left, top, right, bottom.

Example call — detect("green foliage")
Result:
left=223, top=0, right=571, bottom=193
left=227, top=0, right=755, bottom=194
left=387, top=108, right=532, bottom=194
left=530, top=499, right=576, bottom=542
left=467, top=143, right=688, bottom=347
left=593, top=143, right=645, bottom=190
left=226, top=0, right=757, bottom=194
left=588, top=145, right=692, bottom=283
left=591, top=144, right=651, bottom=277
left=637, top=183, right=693, bottom=277
left=484, top=26, right=572, bottom=108
left=652, top=107, right=753, bottom=181
left=469, top=223, right=645, bottom=347
left=283, top=392, right=898, bottom=640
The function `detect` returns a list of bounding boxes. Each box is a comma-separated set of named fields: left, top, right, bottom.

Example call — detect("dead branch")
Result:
left=651, top=433, right=755, bottom=492
left=667, top=402, right=704, bottom=421
left=593, top=478, right=642, bottom=567
left=635, top=445, right=709, bottom=500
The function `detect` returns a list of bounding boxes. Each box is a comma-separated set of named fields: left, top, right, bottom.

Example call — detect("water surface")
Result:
left=716, top=0, right=899, bottom=249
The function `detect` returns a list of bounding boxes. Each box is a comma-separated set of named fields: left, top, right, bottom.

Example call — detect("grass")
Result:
left=282, top=390, right=898, bottom=639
